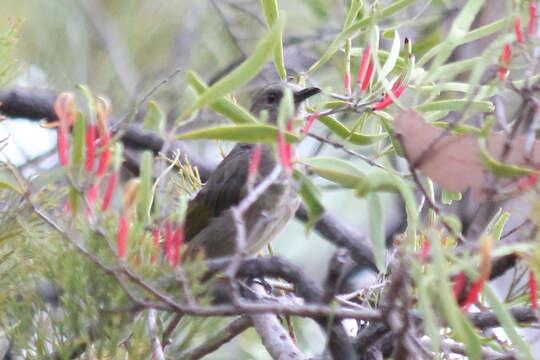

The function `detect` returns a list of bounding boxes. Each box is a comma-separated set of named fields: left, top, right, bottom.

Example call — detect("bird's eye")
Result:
left=266, top=91, right=278, bottom=104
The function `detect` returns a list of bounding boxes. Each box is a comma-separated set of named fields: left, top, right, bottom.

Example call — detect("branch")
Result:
left=249, top=285, right=306, bottom=360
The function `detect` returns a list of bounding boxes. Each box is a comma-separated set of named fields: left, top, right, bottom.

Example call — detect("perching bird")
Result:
left=183, top=84, right=320, bottom=259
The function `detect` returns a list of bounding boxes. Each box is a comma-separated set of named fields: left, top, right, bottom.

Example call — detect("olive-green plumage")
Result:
left=183, top=84, right=320, bottom=259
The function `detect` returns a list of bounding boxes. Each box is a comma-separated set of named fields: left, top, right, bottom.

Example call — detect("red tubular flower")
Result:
left=117, top=214, right=129, bottom=258
left=502, top=43, right=512, bottom=63
left=97, top=133, right=111, bottom=177
left=530, top=1, right=537, bottom=36
left=277, top=130, right=292, bottom=170
left=302, top=112, right=320, bottom=134
left=151, top=228, right=160, bottom=264
left=286, top=119, right=296, bottom=161
left=87, top=184, right=99, bottom=218
left=96, top=97, right=112, bottom=177
left=85, top=123, right=97, bottom=172
left=421, top=240, right=431, bottom=261
left=498, top=44, right=512, bottom=80
left=248, top=145, right=262, bottom=178
left=66, top=199, right=72, bottom=214
left=356, top=46, right=372, bottom=86
left=164, top=222, right=174, bottom=265
left=101, top=171, right=118, bottom=211
left=57, top=129, right=69, bottom=167
left=452, top=271, right=467, bottom=301
left=361, top=60, right=375, bottom=91
left=171, top=225, right=184, bottom=267
left=518, top=173, right=540, bottom=191
left=54, top=93, right=75, bottom=167
left=373, top=81, right=407, bottom=110
left=462, top=277, right=485, bottom=312
left=515, top=18, right=525, bottom=43
left=530, top=270, right=538, bottom=309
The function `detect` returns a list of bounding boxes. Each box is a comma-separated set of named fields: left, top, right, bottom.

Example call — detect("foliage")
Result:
left=1, top=0, right=540, bottom=359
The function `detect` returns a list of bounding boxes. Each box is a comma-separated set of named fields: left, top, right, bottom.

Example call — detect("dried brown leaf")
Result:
left=394, top=109, right=540, bottom=200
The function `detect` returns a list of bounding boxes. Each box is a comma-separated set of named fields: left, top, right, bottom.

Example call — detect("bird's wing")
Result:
left=184, top=144, right=254, bottom=242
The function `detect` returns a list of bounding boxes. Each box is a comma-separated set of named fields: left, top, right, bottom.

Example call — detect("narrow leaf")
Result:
left=356, top=171, right=418, bottom=237
left=367, top=193, right=386, bottom=273
left=484, top=285, right=535, bottom=360
left=441, top=189, right=462, bottom=205
left=182, top=17, right=285, bottom=118
left=142, top=100, right=165, bottom=133
left=478, top=140, right=536, bottom=178
left=261, top=1, right=286, bottom=79
left=300, top=157, right=365, bottom=188
left=308, top=0, right=416, bottom=73
left=186, top=71, right=257, bottom=124
left=378, top=30, right=400, bottom=81
left=415, top=99, right=494, bottom=113
left=294, top=170, right=324, bottom=232
left=71, top=112, right=86, bottom=168
left=177, top=124, right=299, bottom=143
left=318, top=115, right=385, bottom=145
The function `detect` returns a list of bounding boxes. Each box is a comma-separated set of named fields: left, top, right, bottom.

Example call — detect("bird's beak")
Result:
left=293, top=87, right=321, bottom=104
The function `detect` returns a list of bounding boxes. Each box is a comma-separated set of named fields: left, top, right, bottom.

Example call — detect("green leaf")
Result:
left=142, top=100, right=165, bottom=134
left=429, top=229, right=483, bottom=360
left=300, top=157, right=365, bottom=188
left=478, top=140, right=536, bottom=178
left=367, top=193, right=386, bottom=273
left=419, top=19, right=507, bottom=67
left=71, top=112, right=86, bottom=168
left=78, top=84, right=96, bottom=124
left=375, top=111, right=404, bottom=156
left=317, top=115, right=385, bottom=145
left=181, top=16, right=285, bottom=118
left=441, top=189, right=462, bottom=205
left=186, top=71, right=257, bottom=124
left=412, top=267, right=441, bottom=354
left=277, top=88, right=294, bottom=129
left=177, top=124, right=299, bottom=143
left=421, top=0, right=485, bottom=82
left=378, top=30, right=400, bottom=81
left=484, top=285, right=535, bottom=360
left=415, top=99, right=494, bottom=113
left=294, top=170, right=324, bottom=232
left=138, top=151, right=153, bottom=225
left=344, top=0, right=362, bottom=29
left=69, top=186, right=80, bottom=214
left=440, top=214, right=462, bottom=234
left=261, top=1, right=286, bottom=80
left=308, top=0, right=416, bottom=73
left=356, top=171, right=418, bottom=237
left=491, top=212, right=510, bottom=242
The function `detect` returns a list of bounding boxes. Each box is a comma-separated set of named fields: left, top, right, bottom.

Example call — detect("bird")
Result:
left=182, top=83, right=321, bottom=260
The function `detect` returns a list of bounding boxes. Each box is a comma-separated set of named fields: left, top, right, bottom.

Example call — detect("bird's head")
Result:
left=249, top=83, right=320, bottom=123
